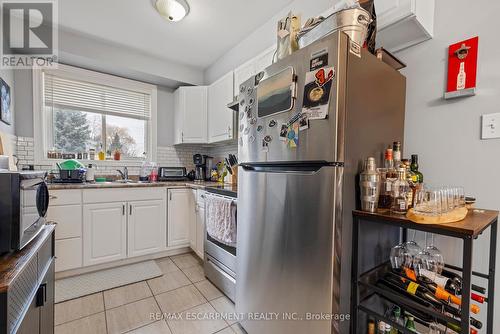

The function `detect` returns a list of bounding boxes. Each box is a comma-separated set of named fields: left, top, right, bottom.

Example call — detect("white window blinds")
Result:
left=43, top=74, right=151, bottom=120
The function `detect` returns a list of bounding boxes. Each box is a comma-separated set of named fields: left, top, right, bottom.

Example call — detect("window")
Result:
left=33, top=64, right=157, bottom=163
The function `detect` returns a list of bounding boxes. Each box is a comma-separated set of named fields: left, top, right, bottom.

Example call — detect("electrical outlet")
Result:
left=481, top=113, right=500, bottom=139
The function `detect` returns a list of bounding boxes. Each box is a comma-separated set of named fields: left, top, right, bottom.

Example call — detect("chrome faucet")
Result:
left=116, top=167, right=129, bottom=181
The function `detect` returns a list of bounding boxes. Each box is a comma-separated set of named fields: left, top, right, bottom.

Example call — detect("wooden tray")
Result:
left=406, top=207, right=468, bottom=224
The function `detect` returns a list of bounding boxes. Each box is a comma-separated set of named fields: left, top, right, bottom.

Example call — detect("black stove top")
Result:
left=205, top=184, right=237, bottom=198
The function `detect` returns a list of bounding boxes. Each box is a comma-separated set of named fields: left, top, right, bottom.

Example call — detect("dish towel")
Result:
left=205, top=194, right=237, bottom=247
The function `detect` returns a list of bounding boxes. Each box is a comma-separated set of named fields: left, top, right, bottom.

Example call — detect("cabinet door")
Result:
left=189, top=190, right=197, bottom=249
left=83, top=202, right=127, bottom=266
left=39, top=261, right=55, bottom=334
left=55, top=238, right=82, bottom=272
left=234, top=62, right=255, bottom=97
left=195, top=204, right=205, bottom=259
left=47, top=204, right=82, bottom=239
left=182, top=87, right=208, bottom=143
left=16, top=297, right=39, bottom=334
left=128, top=200, right=166, bottom=257
left=375, top=0, right=414, bottom=30
left=254, top=47, right=276, bottom=74
left=173, top=88, right=183, bottom=144
left=208, top=72, right=234, bottom=143
left=167, top=189, right=194, bottom=247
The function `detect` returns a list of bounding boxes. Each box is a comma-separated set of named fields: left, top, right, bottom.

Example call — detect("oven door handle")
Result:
left=36, top=182, right=49, bottom=218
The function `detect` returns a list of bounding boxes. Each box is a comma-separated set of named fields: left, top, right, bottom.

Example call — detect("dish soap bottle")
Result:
left=98, top=144, right=105, bottom=161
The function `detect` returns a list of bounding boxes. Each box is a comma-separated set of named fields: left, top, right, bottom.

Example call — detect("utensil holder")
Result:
left=231, top=166, right=238, bottom=185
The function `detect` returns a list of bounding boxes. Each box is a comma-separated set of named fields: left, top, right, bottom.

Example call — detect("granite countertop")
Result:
left=47, top=180, right=227, bottom=190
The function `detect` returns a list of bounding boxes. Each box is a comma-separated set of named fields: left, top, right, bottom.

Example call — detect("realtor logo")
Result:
left=1, top=0, right=58, bottom=68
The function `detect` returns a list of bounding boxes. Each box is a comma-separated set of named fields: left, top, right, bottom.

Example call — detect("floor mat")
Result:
left=55, top=260, right=162, bottom=303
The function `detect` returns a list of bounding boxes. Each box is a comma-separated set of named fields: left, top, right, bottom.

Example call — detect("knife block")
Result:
left=230, top=166, right=238, bottom=185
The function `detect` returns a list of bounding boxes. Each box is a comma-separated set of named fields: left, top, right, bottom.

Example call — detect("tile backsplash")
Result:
left=16, top=136, right=237, bottom=175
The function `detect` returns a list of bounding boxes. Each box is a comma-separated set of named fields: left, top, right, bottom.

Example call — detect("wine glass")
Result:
left=403, top=231, right=422, bottom=269
left=390, top=243, right=406, bottom=270
left=426, top=234, right=444, bottom=274
left=413, top=248, right=433, bottom=277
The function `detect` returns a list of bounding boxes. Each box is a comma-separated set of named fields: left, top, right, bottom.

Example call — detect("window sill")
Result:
left=34, top=158, right=147, bottom=168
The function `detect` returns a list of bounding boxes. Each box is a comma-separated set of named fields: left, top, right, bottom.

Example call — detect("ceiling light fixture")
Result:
left=154, top=0, right=190, bottom=22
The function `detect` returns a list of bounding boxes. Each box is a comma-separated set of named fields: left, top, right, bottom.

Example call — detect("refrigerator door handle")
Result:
left=240, top=161, right=343, bottom=174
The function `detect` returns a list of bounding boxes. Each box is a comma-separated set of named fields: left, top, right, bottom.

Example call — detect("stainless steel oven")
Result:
left=0, top=171, right=49, bottom=253
left=204, top=190, right=237, bottom=302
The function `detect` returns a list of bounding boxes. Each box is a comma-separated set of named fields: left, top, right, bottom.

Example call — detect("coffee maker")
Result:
left=193, top=154, right=206, bottom=181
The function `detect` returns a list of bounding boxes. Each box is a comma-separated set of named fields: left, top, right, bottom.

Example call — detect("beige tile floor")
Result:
left=54, top=252, right=245, bottom=334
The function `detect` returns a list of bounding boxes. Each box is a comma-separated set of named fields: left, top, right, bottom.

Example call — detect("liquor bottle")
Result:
left=400, top=268, right=481, bottom=314
left=423, top=281, right=480, bottom=314
left=367, top=318, right=376, bottom=334
left=457, top=62, right=466, bottom=90
left=393, top=141, right=402, bottom=168
left=441, top=268, right=487, bottom=294
left=378, top=168, right=393, bottom=211
left=410, top=155, right=423, bottom=183
left=382, top=274, right=442, bottom=307
left=377, top=321, right=386, bottom=334
left=384, top=323, right=392, bottom=334
left=391, top=168, right=409, bottom=214
left=402, top=159, right=416, bottom=208
left=418, top=268, right=461, bottom=294
left=389, top=307, right=404, bottom=334
left=405, top=316, right=417, bottom=332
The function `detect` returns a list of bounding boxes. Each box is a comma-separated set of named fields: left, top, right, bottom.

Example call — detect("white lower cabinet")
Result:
left=167, top=189, right=193, bottom=247
left=55, top=238, right=82, bottom=272
left=48, top=205, right=82, bottom=240
left=128, top=200, right=166, bottom=258
left=83, top=202, right=127, bottom=266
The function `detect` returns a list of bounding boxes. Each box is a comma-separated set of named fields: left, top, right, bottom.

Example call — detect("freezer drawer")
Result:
left=236, top=164, right=342, bottom=334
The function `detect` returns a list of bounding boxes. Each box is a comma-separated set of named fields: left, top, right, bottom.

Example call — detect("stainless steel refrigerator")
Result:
left=236, top=32, right=406, bottom=334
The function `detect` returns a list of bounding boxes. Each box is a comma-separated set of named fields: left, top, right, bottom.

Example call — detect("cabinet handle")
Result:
left=122, top=204, right=125, bottom=215
left=181, top=132, right=184, bottom=143
left=36, top=283, right=46, bottom=307
left=129, top=204, right=132, bottom=215
left=49, top=195, right=58, bottom=200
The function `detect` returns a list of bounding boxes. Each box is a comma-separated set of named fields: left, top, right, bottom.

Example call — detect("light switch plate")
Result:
left=481, top=113, right=500, bottom=139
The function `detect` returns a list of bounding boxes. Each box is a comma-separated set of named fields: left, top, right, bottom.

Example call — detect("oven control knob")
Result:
left=264, top=135, right=272, bottom=143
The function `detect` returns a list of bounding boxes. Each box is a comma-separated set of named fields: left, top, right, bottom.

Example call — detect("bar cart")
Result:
left=351, top=209, right=498, bottom=334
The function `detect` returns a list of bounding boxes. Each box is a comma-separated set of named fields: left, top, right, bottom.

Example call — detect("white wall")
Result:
left=59, top=29, right=204, bottom=87
left=397, top=0, right=500, bottom=330
left=204, top=0, right=333, bottom=84
left=0, top=68, right=15, bottom=135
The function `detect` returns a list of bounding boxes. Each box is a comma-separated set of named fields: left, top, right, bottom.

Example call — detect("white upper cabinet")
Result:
left=174, top=86, right=208, bottom=144
left=234, top=62, right=255, bottom=97
left=234, top=46, right=275, bottom=96
left=375, top=0, right=435, bottom=52
left=208, top=71, right=235, bottom=143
